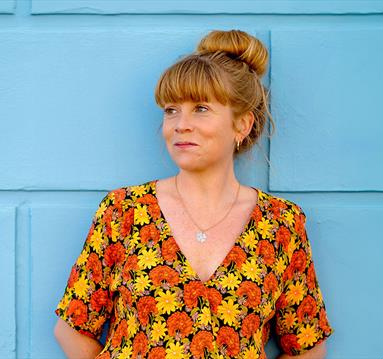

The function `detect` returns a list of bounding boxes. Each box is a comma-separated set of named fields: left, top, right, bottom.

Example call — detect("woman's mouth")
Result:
left=174, top=142, right=198, bottom=148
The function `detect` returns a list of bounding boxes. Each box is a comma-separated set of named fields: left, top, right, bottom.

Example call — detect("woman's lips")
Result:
left=174, top=142, right=198, bottom=148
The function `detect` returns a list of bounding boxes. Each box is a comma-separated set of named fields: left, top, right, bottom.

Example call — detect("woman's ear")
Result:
left=237, top=111, right=255, bottom=139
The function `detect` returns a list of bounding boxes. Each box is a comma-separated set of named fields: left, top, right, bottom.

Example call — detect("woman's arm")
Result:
left=54, top=318, right=104, bottom=359
left=277, top=341, right=327, bottom=359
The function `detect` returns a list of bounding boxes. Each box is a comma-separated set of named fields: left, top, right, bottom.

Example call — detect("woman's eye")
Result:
left=164, top=107, right=176, bottom=115
left=196, top=105, right=208, bottom=112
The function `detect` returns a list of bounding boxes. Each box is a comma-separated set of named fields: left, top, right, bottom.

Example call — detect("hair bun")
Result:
left=195, top=29, right=268, bottom=77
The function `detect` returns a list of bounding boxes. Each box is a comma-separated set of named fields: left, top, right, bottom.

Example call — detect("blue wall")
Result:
left=1, top=1, right=382, bottom=358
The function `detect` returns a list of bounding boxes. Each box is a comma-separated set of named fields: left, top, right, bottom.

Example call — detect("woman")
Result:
left=54, top=29, right=334, bottom=358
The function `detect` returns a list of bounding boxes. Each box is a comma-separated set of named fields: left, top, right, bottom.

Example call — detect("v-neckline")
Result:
left=151, top=179, right=260, bottom=285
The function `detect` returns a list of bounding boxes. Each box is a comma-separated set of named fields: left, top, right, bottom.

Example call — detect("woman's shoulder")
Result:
left=103, top=179, right=158, bottom=205
left=257, top=187, right=306, bottom=217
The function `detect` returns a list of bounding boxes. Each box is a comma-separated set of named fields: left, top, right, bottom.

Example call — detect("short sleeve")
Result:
left=274, top=206, right=334, bottom=356
left=55, top=191, right=116, bottom=340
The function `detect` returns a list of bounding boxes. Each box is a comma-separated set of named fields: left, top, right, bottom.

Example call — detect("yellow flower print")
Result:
left=166, top=342, right=186, bottom=359
left=282, top=311, right=297, bottom=329
left=138, top=248, right=158, bottom=269
left=242, top=345, right=258, bottom=359
left=287, top=234, right=298, bottom=260
left=57, top=294, right=70, bottom=311
left=111, top=220, right=120, bottom=242
left=130, top=185, right=147, bottom=197
left=220, top=273, right=241, bottom=290
left=126, top=312, right=138, bottom=338
left=110, top=271, right=122, bottom=292
left=260, top=301, right=273, bottom=318
left=89, top=227, right=103, bottom=255
left=156, top=290, right=178, bottom=314
left=151, top=320, right=167, bottom=342
left=118, top=344, right=133, bottom=359
left=242, top=258, right=262, bottom=283
left=242, top=230, right=258, bottom=249
left=274, top=257, right=286, bottom=275
left=282, top=210, right=295, bottom=227
left=134, top=203, right=150, bottom=226
left=286, top=281, right=307, bottom=305
left=134, top=274, right=151, bottom=293
left=217, top=299, right=240, bottom=326
left=198, top=307, right=212, bottom=326
left=297, top=324, right=319, bottom=347
left=76, top=249, right=89, bottom=266
left=95, top=201, right=107, bottom=219
left=257, top=217, right=273, bottom=239
left=182, top=260, right=197, bottom=279
left=73, top=274, right=89, bottom=299
left=161, top=222, right=172, bottom=237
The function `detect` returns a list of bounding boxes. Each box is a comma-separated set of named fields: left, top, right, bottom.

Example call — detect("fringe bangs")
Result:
left=155, top=56, right=231, bottom=107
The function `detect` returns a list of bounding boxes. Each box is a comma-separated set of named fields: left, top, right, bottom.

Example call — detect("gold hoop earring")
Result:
left=236, top=140, right=240, bottom=152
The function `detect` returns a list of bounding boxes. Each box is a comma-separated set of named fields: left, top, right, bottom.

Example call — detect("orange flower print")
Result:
left=294, top=212, right=307, bottom=241
left=207, top=288, right=222, bottom=314
left=241, top=313, right=260, bottom=338
left=297, top=295, right=317, bottom=322
left=149, top=265, right=180, bottom=287
left=251, top=205, right=263, bottom=224
left=137, top=296, right=158, bottom=326
left=148, top=347, right=166, bottom=359
left=148, top=203, right=161, bottom=221
left=276, top=226, right=290, bottom=252
left=104, top=242, right=126, bottom=267
left=121, top=207, right=134, bottom=238
left=222, top=246, right=247, bottom=269
left=54, top=182, right=334, bottom=358
left=262, top=322, right=271, bottom=345
left=275, top=293, right=288, bottom=310
left=140, top=223, right=160, bottom=244
left=190, top=331, right=214, bottom=358
left=319, top=308, right=332, bottom=334
left=90, top=288, right=111, bottom=312
left=236, top=281, right=261, bottom=309
left=184, top=281, right=207, bottom=308
left=307, top=263, right=316, bottom=290
left=118, top=286, right=132, bottom=307
left=290, top=249, right=307, bottom=273
left=216, top=326, right=240, bottom=357
left=111, top=188, right=127, bottom=204
left=269, top=198, right=287, bottom=219
left=86, top=252, right=103, bottom=283
left=256, top=240, right=275, bottom=266
left=264, top=272, right=278, bottom=295
left=167, top=311, right=193, bottom=337
left=132, top=331, right=149, bottom=358
left=136, top=193, right=157, bottom=205
left=96, top=351, right=111, bottom=359
left=104, top=206, right=114, bottom=237
left=66, top=299, right=88, bottom=326
left=112, top=319, right=128, bottom=348
left=280, top=334, right=301, bottom=356
left=67, top=266, right=78, bottom=288
left=161, top=237, right=179, bottom=262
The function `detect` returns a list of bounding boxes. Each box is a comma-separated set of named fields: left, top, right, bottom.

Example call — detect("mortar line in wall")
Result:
left=28, top=207, right=32, bottom=359
left=14, top=207, right=18, bottom=359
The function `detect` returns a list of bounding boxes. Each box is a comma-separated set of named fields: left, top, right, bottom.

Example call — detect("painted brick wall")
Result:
left=1, top=1, right=382, bottom=358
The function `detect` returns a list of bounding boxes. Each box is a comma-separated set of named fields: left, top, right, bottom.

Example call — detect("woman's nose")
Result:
left=175, top=111, right=193, bottom=132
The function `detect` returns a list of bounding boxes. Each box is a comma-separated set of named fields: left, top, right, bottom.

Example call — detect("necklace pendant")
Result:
left=196, top=231, right=207, bottom=243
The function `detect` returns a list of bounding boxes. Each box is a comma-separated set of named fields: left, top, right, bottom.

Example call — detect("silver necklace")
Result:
left=174, top=175, right=241, bottom=243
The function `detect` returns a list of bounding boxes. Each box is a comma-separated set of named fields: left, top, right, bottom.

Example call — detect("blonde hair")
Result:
left=154, top=29, right=275, bottom=157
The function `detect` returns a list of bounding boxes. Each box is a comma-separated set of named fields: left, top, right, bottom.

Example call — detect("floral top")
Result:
left=55, top=179, right=334, bottom=359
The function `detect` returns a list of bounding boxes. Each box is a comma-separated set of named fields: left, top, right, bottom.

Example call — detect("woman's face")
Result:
left=162, top=100, right=238, bottom=172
